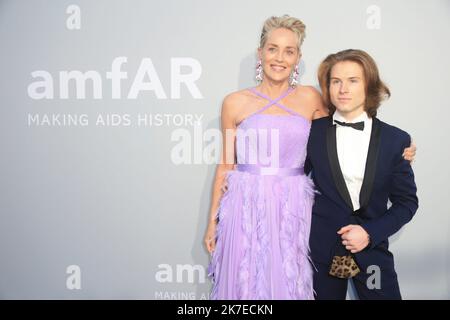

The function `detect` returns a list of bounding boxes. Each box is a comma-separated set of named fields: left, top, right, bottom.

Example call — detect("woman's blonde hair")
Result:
left=259, top=15, right=306, bottom=52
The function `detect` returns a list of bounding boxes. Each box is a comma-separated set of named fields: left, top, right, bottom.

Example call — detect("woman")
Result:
left=204, top=15, right=415, bottom=300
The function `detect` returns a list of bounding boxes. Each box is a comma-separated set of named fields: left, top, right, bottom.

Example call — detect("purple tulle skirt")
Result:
left=208, top=169, right=315, bottom=300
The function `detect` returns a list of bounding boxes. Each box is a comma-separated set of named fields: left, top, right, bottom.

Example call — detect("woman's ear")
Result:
left=257, top=47, right=262, bottom=60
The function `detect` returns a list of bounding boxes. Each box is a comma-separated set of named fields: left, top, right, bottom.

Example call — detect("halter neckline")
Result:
left=249, top=86, right=294, bottom=103
left=248, top=86, right=298, bottom=116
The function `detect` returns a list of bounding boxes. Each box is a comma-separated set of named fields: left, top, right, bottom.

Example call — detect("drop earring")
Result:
left=290, top=64, right=299, bottom=87
left=255, top=59, right=263, bottom=83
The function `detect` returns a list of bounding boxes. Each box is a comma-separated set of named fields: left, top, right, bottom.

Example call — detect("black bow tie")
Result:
left=334, top=119, right=365, bottom=131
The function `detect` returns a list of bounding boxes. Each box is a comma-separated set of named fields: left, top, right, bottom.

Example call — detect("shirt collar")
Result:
left=333, top=110, right=369, bottom=124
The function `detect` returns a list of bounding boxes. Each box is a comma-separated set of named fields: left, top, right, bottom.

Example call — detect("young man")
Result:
left=306, top=49, right=418, bottom=299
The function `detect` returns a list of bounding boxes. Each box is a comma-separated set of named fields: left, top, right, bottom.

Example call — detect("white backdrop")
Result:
left=0, top=0, right=449, bottom=299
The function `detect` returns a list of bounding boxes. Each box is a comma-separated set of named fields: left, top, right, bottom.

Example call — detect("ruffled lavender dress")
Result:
left=208, top=86, right=315, bottom=300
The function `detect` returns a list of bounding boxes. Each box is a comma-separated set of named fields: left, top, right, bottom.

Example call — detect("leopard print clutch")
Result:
left=329, top=255, right=361, bottom=278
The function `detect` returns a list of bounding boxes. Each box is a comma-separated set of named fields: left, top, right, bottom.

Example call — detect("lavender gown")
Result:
left=208, top=87, right=315, bottom=300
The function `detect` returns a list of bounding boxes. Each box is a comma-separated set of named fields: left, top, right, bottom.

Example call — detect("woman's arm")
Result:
left=403, top=141, right=416, bottom=162
left=207, top=95, right=237, bottom=222
left=204, top=94, right=238, bottom=253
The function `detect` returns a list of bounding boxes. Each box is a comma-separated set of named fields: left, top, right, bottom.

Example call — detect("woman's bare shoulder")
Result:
left=223, top=88, right=254, bottom=104
left=294, top=85, right=322, bottom=99
left=295, top=85, right=323, bottom=107
left=292, top=85, right=328, bottom=118
left=221, top=88, right=255, bottom=115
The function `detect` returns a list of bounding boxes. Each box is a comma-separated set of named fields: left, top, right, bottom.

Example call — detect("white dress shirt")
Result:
left=333, top=111, right=372, bottom=211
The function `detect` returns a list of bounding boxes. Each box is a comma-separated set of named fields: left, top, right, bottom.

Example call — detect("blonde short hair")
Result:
left=259, top=15, right=306, bottom=52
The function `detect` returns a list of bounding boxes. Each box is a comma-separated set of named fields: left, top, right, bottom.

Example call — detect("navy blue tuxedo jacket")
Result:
left=305, top=116, right=418, bottom=271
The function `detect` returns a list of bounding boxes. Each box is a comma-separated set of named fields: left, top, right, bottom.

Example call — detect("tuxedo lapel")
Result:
left=359, top=117, right=381, bottom=210
left=326, top=119, right=354, bottom=211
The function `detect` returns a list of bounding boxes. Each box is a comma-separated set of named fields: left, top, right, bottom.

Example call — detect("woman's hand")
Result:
left=403, top=141, right=417, bottom=163
left=204, top=220, right=217, bottom=254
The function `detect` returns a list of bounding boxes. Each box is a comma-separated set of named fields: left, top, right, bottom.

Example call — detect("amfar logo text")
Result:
left=27, top=57, right=203, bottom=100
left=155, top=264, right=206, bottom=284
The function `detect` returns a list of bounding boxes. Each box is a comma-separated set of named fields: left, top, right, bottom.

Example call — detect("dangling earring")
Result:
left=290, top=64, right=299, bottom=87
left=255, top=59, right=263, bottom=83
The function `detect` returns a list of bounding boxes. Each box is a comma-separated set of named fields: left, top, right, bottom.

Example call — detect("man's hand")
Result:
left=337, top=225, right=370, bottom=253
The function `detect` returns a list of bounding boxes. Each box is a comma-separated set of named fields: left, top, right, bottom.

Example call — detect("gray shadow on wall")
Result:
left=190, top=115, right=221, bottom=299
left=190, top=52, right=258, bottom=299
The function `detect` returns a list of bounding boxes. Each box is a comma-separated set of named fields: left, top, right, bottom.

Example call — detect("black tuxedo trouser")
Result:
left=313, top=261, right=402, bottom=300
